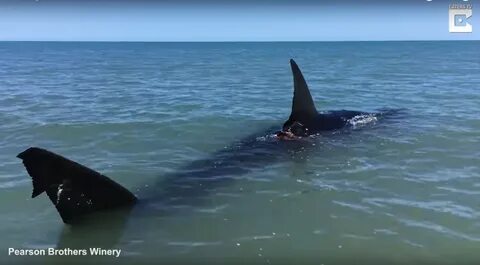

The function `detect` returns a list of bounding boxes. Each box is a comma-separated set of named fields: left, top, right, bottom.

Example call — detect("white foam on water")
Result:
left=348, top=114, right=378, bottom=128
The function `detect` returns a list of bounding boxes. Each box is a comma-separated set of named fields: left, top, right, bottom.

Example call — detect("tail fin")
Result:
left=284, top=59, right=319, bottom=129
left=17, top=147, right=137, bottom=224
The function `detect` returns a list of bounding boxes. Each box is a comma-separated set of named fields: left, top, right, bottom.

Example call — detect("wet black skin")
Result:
left=283, top=110, right=368, bottom=135
left=16, top=59, right=399, bottom=249
left=17, top=59, right=380, bottom=222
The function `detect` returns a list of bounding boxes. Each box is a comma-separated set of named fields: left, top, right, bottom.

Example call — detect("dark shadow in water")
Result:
left=56, top=206, right=134, bottom=249
left=141, top=125, right=313, bottom=209
left=55, top=124, right=312, bottom=249
left=55, top=109, right=405, bottom=249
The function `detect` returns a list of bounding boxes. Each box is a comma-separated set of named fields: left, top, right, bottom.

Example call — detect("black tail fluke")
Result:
left=17, top=147, right=137, bottom=224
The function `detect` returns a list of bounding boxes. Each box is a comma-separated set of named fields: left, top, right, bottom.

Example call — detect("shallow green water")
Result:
left=0, top=41, right=479, bottom=264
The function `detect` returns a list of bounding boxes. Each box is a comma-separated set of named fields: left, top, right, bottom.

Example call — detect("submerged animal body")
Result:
left=17, top=59, right=390, bottom=225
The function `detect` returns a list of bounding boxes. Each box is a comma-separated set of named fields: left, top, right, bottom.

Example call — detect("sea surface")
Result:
left=0, top=41, right=479, bottom=264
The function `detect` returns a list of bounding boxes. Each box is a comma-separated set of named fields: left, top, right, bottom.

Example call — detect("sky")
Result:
left=0, top=0, right=478, bottom=41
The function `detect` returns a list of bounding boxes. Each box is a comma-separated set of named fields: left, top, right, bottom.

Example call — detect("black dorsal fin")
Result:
left=285, top=59, right=318, bottom=127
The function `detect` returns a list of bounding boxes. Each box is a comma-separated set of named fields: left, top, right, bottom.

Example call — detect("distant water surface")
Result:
left=0, top=41, right=479, bottom=264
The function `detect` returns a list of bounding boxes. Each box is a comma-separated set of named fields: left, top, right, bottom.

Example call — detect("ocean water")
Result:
left=0, top=41, right=479, bottom=264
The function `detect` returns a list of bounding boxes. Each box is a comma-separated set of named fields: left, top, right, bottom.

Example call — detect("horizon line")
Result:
left=0, top=39, right=478, bottom=43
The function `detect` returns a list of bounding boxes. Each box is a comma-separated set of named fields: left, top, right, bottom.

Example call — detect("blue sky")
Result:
left=0, top=0, right=478, bottom=41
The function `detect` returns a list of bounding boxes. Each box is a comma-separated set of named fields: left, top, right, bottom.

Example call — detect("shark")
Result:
left=16, top=59, right=395, bottom=226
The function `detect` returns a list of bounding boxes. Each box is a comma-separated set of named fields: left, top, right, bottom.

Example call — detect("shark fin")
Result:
left=17, top=147, right=137, bottom=224
left=285, top=59, right=319, bottom=128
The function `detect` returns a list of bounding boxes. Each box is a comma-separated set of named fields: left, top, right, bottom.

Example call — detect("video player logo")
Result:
left=449, top=3, right=473, bottom=33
